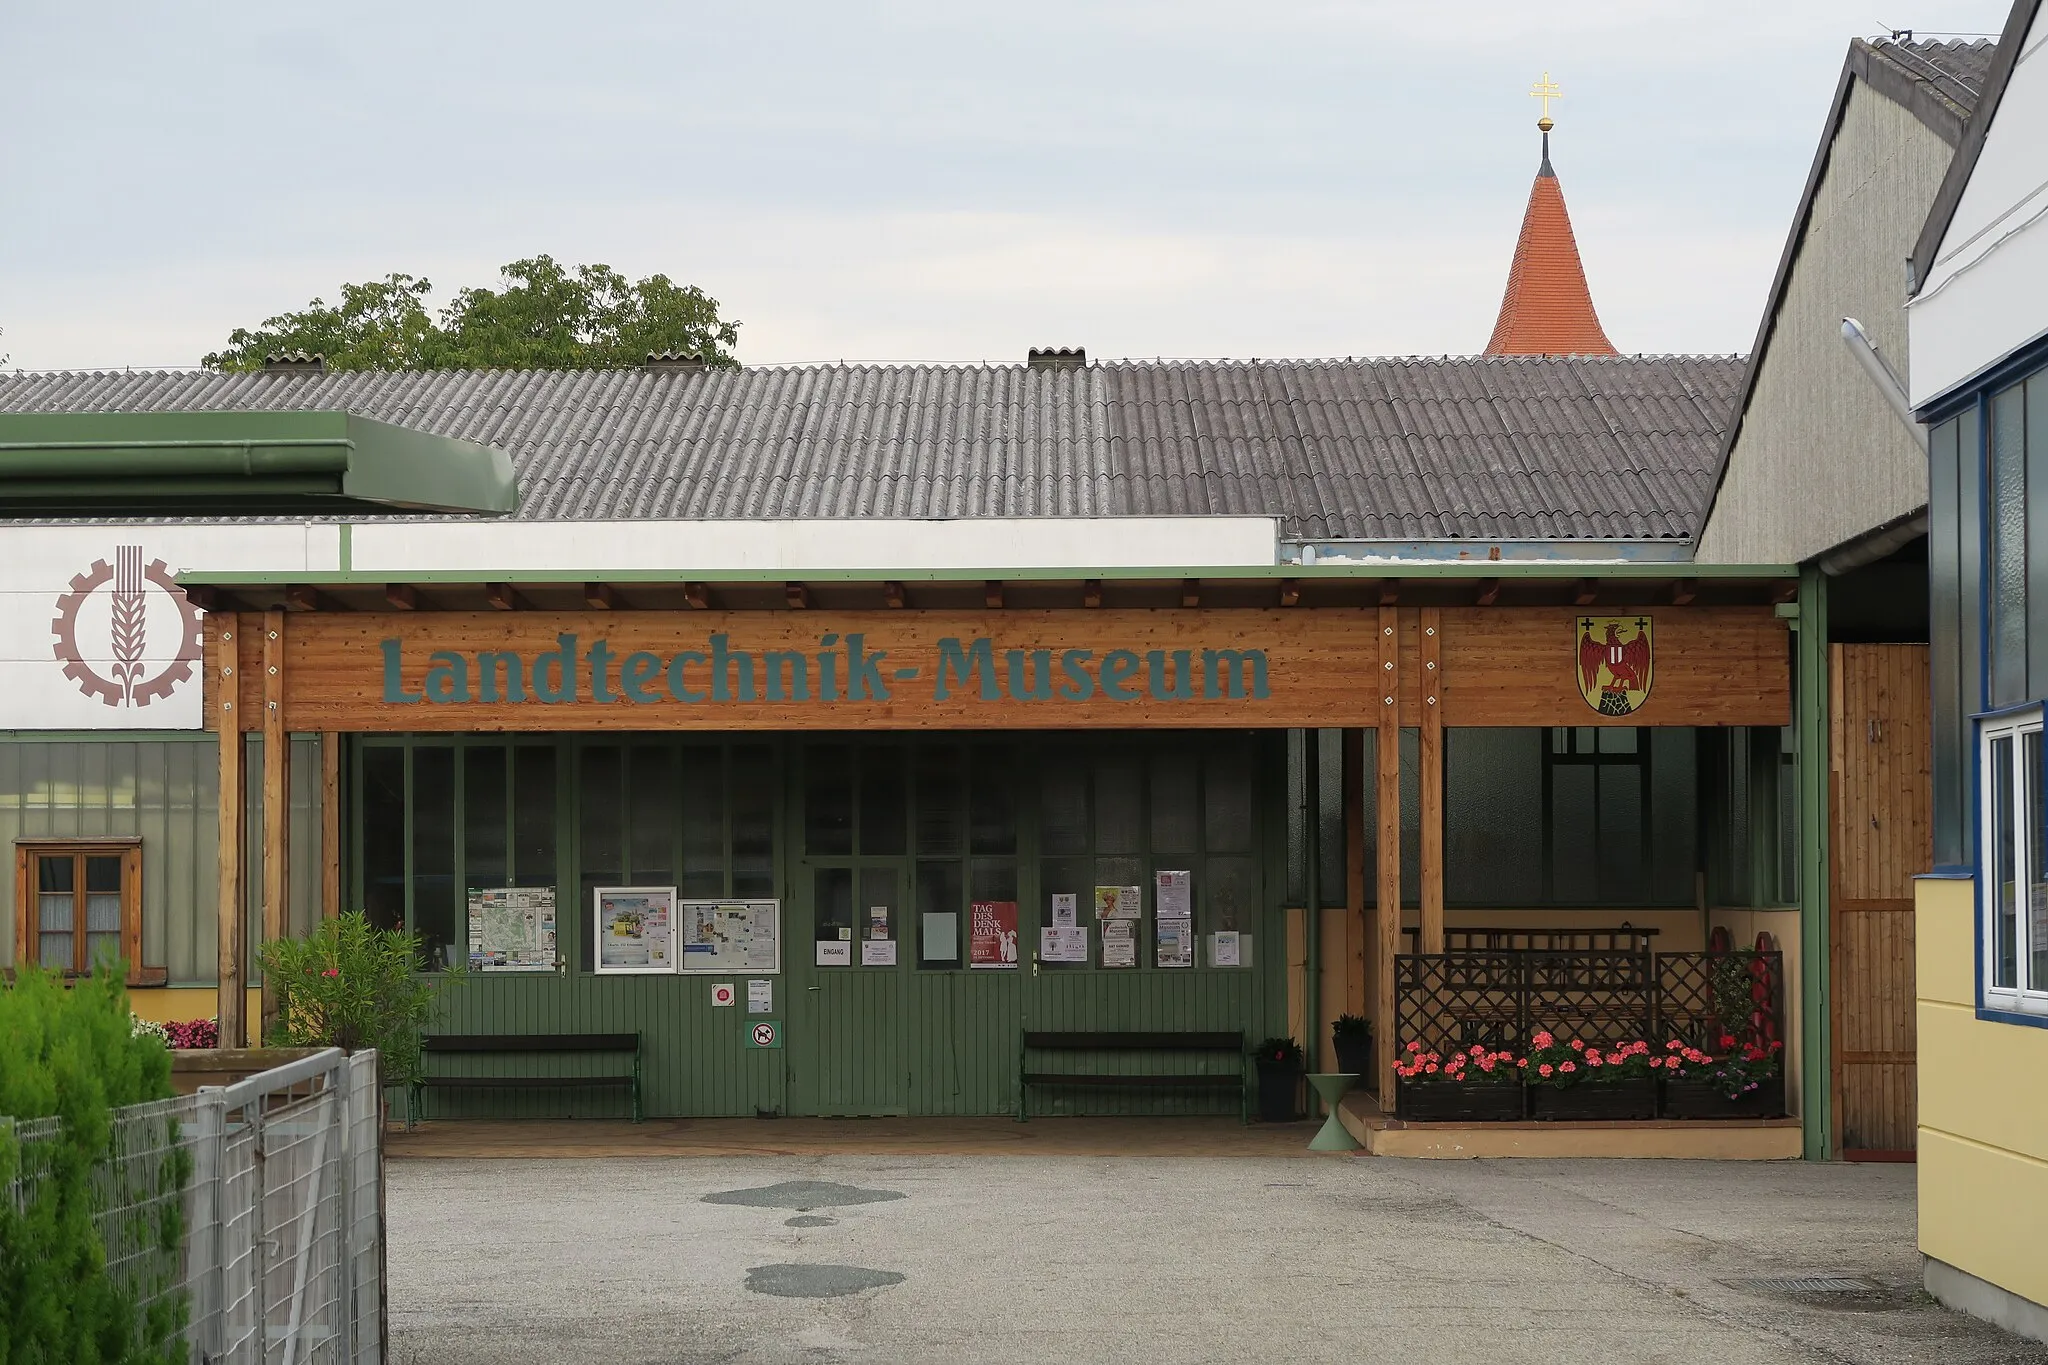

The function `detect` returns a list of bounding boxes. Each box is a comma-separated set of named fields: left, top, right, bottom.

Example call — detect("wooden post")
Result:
left=260, top=611, right=289, bottom=1041
left=1375, top=606, right=1402, bottom=1101
left=215, top=615, right=246, bottom=1050
left=321, top=732, right=342, bottom=920
left=1419, top=607, right=1445, bottom=954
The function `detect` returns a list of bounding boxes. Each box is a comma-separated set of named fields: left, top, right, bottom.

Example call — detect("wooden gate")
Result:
left=1828, top=644, right=1929, bottom=1158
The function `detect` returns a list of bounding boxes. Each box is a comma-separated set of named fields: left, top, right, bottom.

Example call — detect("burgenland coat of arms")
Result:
left=1575, top=615, right=1652, bottom=717
left=51, top=546, right=204, bottom=708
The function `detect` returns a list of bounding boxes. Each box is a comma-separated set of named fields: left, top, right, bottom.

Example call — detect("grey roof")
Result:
left=0, top=355, right=1743, bottom=541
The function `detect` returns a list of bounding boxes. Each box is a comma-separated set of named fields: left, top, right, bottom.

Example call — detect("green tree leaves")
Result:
left=204, top=255, right=741, bottom=372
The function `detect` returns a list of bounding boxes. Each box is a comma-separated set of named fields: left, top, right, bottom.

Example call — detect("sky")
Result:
left=0, top=1, right=2011, bottom=371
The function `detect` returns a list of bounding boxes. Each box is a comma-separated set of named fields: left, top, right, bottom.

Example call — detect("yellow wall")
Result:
left=1917, top=875, right=2048, bottom=1310
left=129, top=986, right=262, bottom=1044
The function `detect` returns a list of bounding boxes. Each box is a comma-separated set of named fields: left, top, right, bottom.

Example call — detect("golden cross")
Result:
left=1529, top=72, right=1562, bottom=122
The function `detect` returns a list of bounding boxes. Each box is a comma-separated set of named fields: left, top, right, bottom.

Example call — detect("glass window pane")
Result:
left=2029, top=731, right=2048, bottom=992
left=918, top=860, right=962, bottom=966
left=1597, top=727, right=1639, bottom=755
left=579, top=747, right=624, bottom=881
left=679, top=746, right=725, bottom=898
left=465, top=747, right=508, bottom=888
left=629, top=746, right=675, bottom=881
left=1992, top=384, right=2029, bottom=705
left=969, top=747, right=1016, bottom=854
left=1550, top=763, right=1597, bottom=903
left=970, top=860, right=1017, bottom=904
left=916, top=745, right=964, bottom=854
left=1597, top=764, right=1646, bottom=903
left=1094, top=755, right=1143, bottom=855
left=84, top=855, right=121, bottom=894
left=814, top=866, right=854, bottom=943
left=1285, top=731, right=1305, bottom=906
left=730, top=744, right=776, bottom=899
left=1651, top=729, right=1699, bottom=906
left=1203, top=739, right=1256, bottom=854
left=805, top=744, right=854, bottom=856
left=1206, top=854, right=1257, bottom=933
left=1993, top=734, right=2019, bottom=989
left=1040, top=763, right=1091, bottom=855
left=362, top=747, right=406, bottom=934
left=512, top=746, right=557, bottom=888
left=1445, top=729, right=1543, bottom=906
left=1150, top=751, right=1201, bottom=854
left=37, top=855, right=73, bottom=894
left=84, top=891, right=120, bottom=933
left=860, top=867, right=899, bottom=944
left=85, top=932, right=121, bottom=969
left=1318, top=730, right=1345, bottom=906
left=859, top=746, right=907, bottom=856
left=39, top=931, right=73, bottom=969
left=412, top=747, right=456, bottom=970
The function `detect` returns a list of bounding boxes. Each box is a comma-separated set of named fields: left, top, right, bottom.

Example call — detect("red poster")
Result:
left=968, top=900, right=1020, bottom=969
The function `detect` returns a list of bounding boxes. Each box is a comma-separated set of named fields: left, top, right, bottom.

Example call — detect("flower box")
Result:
left=1661, top=1073, right=1786, bottom=1120
left=1528, top=1078, right=1656, bottom=1122
left=1396, top=1080, right=1525, bottom=1122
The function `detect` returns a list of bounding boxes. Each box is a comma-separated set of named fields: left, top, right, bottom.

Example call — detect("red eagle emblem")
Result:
left=1575, top=616, right=1652, bottom=716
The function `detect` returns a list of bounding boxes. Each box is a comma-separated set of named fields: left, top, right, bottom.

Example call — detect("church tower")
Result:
left=1485, top=75, right=1618, bottom=356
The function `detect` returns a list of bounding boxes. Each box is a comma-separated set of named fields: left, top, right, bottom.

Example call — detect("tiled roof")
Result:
left=0, top=355, right=1743, bottom=541
left=1484, top=138, right=1618, bottom=358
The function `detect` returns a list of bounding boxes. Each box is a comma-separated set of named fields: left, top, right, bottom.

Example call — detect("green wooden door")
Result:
left=787, top=862, right=907, bottom=1115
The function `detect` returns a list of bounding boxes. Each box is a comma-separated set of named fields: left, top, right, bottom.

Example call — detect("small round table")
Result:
left=1305, top=1073, right=1361, bottom=1151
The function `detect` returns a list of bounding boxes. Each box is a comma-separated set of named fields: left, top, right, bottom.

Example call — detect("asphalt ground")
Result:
left=387, top=1155, right=2048, bottom=1364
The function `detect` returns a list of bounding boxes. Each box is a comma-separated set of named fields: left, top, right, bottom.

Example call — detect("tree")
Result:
left=203, top=255, right=741, bottom=372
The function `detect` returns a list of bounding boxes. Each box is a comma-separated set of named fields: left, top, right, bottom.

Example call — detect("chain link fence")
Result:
left=6, top=1047, right=384, bottom=1365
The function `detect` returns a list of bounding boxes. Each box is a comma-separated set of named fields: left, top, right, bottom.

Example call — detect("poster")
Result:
left=868, top=905, right=891, bottom=940
left=678, top=899, right=782, bottom=974
left=594, top=887, right=676, bottom=973
left=467, top=886, right=557, bottom=971
left=1095, top=885, right=1141, bottom=920
left=816, top=940, right=851, bottom=966
left=1210, top=931, right=1241, bottom=968
left=1051, top=893, right=1078, bottom=928
left=861, top=939, right=898, bottom=967
left=1155, top=870, right=1192, bottom=921
left=969, top=900, right=1020, bottom=969
left=1040, top=925, right=1088, bottom=963
left=747, top=979, right=774, bottom=1014
left=1156, top=917, right=1193, bottom=968
left=1101, top=918, right=1138, bottom=968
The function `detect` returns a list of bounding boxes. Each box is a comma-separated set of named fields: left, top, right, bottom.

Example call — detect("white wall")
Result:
left=1911, top=10, right=2048, bottom=408
left=348, top=516, right=1280, bottom=574
left=0, top=525, right=339, bottom=730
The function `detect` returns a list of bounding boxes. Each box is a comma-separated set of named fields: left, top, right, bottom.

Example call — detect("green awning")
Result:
left=0, top=410, right=517, bottom=517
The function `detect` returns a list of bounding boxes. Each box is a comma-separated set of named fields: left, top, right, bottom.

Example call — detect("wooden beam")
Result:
left=1082, top=580, right=1102, bottom=609
left=1375, top=606, right=1402, bottom=1103
left=1377, top=580, right=1400, bottom=606
left=1180, top=579, right=1200, bottom=609
left=786, top=582, right=810, bottom=610
left=285, top=585, right=322, bottom=612
left=684, top=582, right=709, bottom=610
left=1279, top=580, right=1301, bottom=608
left=1419, top=606, right=1445, bottom=955
left=984, top=581, right=1004, bottom=610
left=1572, top=579, right=1598, bottom=607
left=320, top=732, right=341, bottom=921
left=1474, top=577, right=1501, bottom=607
left=215, top=616, right=246, bottom=1051
left=1669, top=578, right=1698, bottom=606
left=260, top=612, right=289, bottom=1043
left=584, top=582, right=616, bottom=610
left=184, top=583, right=221, bottom=612
left=884, top=581, right=906, bottom=609
left=484, top=582, right=527, bottom=611
left=384, top=583, right=418, bottom=611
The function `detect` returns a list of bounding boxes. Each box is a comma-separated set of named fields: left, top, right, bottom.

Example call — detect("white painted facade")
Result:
left=1911, top=9, right=2048, bottom=407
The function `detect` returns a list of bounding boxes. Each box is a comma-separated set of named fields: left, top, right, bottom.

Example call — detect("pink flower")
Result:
left=1407, top=1041, right=1423, bottom=1053
left=1538, top=1063, right=1553, bottom=1077
left=1518, top=1058, right=1529, bottom=1068
left=1666, top=1040, right=1683, bottom=1051
left=1560, top=1061, right=1577, bottom=1074
left=1531, top=1031, right=1554, bottom=1049
left=1588, top=1055, right=1603, bottom=1067
left=1569, top=1038, right=1586, bottom=1052
left=1469, top=1045, right=1484, bottom=1056
left=321, top=968, right=340, bottom=978
left=1424, top=1063, right=1438, bottom=1074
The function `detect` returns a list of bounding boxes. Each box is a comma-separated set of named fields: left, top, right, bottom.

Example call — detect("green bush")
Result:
left=0, top=965, right=188, bottom=1364
left=259, top=911, right=458, bottom=1089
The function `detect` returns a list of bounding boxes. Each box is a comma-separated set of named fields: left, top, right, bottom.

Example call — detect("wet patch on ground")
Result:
left=702, top=1180, right=906, bottom=1212
left=744, top=1263, right=906, bottom=1299
left=784, top=1215, right=837, bottom=1228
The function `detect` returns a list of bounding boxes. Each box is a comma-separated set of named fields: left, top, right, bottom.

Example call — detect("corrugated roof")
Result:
left=0, top=355, right=1742, bottom=541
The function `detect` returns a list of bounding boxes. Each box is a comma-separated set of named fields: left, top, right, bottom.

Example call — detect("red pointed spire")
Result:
left=1485, top=128, right=1617, bottom=357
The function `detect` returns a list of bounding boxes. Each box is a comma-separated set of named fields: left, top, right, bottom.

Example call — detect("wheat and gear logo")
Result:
left=1575, top=615, right=1652, bottom=717
left=51, top=546, right=204, bottom=708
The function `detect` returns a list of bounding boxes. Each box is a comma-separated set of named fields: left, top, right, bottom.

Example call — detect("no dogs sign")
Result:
left=747, top=1020, right=782, bottom=1049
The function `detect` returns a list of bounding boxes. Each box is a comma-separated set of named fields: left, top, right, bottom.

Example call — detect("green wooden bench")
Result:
left=1017, top=1030, right=1248, bottom=1122
left=412, top=1032, right=642, bottom=1124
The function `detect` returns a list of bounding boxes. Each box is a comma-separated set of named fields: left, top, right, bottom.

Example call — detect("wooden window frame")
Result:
left=12, top=838, right=164, bottom=986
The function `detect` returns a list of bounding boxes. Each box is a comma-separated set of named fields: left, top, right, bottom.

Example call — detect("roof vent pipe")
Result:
left=644, top=352, right=708, bottom=374
left=1839, top=318, right=1926, bottom=452
left=262, top=352, right=325, bottom=374
left=1027, top=348, right=1086, bottom=372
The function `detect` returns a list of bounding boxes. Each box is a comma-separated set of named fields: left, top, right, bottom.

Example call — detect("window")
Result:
left=12, top=840, right=154, bottom=982
left=1980, top=710, right=2048, bottom=1017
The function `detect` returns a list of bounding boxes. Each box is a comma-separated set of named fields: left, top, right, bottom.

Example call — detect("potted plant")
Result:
left=1394, top=1042, right=1524, bottom=1122
left=1251, top=1036, right=1304, bottom=1122
left=1331, top=1014, right=1373, bottom=1080
left=1660, top=1035, right=1787, bottom=1119
left=1522, top=1031, right=1657, bottom=1121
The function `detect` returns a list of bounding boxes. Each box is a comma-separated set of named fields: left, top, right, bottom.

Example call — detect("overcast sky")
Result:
left=0, top=1, right=2010, bottom=371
